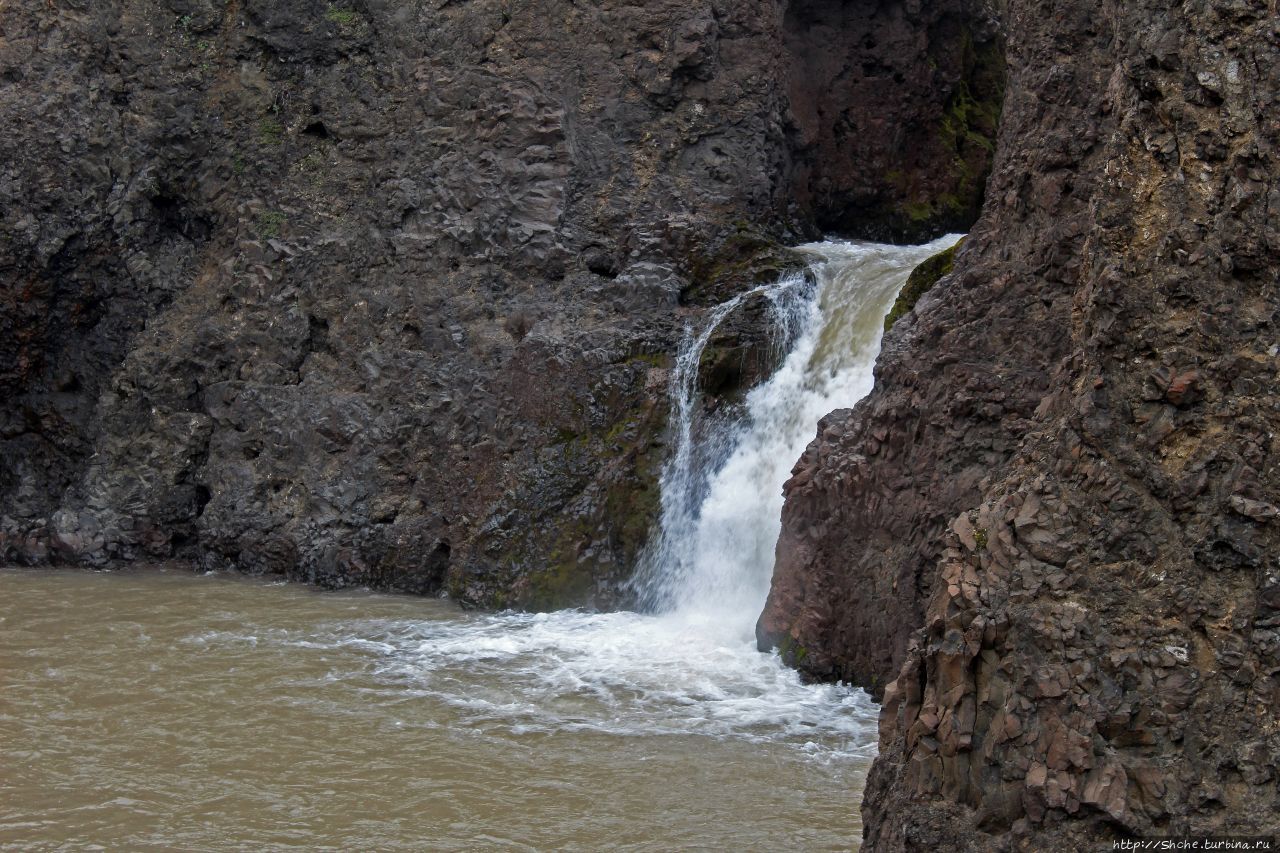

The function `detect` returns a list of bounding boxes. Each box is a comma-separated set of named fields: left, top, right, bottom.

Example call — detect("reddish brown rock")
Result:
left=761, top=0, right=1280, bottom=848
left=1165, top=370, right=1202, bottom=407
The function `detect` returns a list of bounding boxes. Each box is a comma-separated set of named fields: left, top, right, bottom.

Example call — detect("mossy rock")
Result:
left=884, top=238, right=963, bottom=331
left=477, top=389, right=669, bottom=612
left=514, top=453, right=661, bottom=611
left=520, top=551, right=599, bottom=611
left=877, top=25, right=1005, bottom=242
left=681, top=223, right=807, bottom=306
left=697, top=343, right=747, bottom=398
left=777, top=634, right=810, bottom=667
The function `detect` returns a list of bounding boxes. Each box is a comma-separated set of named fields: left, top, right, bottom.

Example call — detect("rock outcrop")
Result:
left=760, top=0, right=1280, bottom=846
left=0, top=0, right=1000, bottom=605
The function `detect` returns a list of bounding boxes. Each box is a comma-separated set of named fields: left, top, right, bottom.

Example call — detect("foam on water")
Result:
left=195, top=236, right=961, bottom=759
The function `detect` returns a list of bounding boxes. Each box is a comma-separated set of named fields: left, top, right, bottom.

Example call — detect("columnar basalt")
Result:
left=761, top=0, right=1280, bottom=846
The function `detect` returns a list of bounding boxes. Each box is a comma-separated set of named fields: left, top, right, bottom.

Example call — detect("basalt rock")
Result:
left=785, top=0, right=1004, bottom=241
left=883, top=238, right=961, bottom=332
left=0, top=0, right=1001, bottom=606
left=760, top=0, right=1280, bottom=846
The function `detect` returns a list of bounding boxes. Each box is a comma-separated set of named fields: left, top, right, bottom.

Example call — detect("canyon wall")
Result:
left=0, top=0, right=998, bottom=606
left=760, top=0, right=1280, bottom=846
left=6, top=0, right=1277, bottom=846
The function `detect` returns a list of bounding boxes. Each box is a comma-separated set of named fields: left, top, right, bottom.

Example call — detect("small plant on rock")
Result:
left=257, top=211, right=287, bottom=240
left=257, top=118, right=284, bottom=145
left=325, top=6, right=358, bottom=25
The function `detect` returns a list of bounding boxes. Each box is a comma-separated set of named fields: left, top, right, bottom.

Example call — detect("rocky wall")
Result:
left=0, top=0, right=1001, bottom=606
left=760, top=0, right=1280, bottom=846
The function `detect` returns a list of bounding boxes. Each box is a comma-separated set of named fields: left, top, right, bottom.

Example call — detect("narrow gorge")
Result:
left=3, top=0, right=1277, bottom=849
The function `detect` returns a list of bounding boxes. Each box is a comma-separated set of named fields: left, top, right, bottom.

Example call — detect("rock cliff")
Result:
left=760, top=0, right=1280, bottom=846
left=0, top=0, right=999, bottom=606
left=15, top=0, right=1274, bottom=845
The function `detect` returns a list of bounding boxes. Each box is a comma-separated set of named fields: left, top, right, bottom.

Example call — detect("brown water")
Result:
left=0, top=238, right=961, bottom=851
left=1, top=566, right=873, bottom=851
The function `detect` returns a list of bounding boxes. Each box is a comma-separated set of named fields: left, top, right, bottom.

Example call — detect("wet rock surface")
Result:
left=0, top=0, right=998, bottom=606
left=761, top=0, right=1280, bottom=846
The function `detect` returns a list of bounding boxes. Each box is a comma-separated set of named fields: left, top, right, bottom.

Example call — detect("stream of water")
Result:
left=0, top=235, right=959, bottom=851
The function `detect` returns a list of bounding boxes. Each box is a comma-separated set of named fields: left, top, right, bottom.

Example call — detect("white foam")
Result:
left=352, top=609, right=880, bottom=756
left=183, top=237, right=959, bottom=760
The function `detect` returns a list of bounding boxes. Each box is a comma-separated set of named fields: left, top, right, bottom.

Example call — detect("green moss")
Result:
left=626, top=352, right=670, bottom=369
left=505, top=399, right=668, bottom=611
left=935, top=28, right=1004, bottom=216
left=325, top=6, right=358, bottom=24
left=554, top=427, right=582, bottom=445
left=940, top=83, right=1000, bottom=157
left=605, top=453, right=661, bottom=556
left=885, top=24, right=1005, bottom=239
left=543, top=416, right=662, bottom=598
left=257, top=117, right=284, bottom=145
left=779, top=635, right=810, bottom=666
left=522, top=554, right=596, bottom=611
left=903, top=200, right=936, bottom=223
left=884, top=238, right=963, bottom=331
left=295, top=150, right=330, bottom=188
left=257, top=210, right=287, bottom=240
left=974, top=527, right=988, bottom=551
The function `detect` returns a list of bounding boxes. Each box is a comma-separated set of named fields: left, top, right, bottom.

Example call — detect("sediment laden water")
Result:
left=0, top=236, right=959, bottom=850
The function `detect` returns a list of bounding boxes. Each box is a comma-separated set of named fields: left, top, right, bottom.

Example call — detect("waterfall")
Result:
left=632, top=272, right=813, bottom=615
left=286, top=234, right=962, bottom=756
left=637, top=235, right=963, bottom=643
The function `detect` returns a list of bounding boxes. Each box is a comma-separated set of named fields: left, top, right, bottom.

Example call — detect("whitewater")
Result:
left=358, top=234, right=963, bottom=755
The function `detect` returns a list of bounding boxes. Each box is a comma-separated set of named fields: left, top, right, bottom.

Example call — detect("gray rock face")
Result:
left=760, top=0, right=1280, bottom=846
left=0, top=0, right=999, bottom=606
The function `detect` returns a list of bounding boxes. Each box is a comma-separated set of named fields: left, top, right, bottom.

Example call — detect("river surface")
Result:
left=0, top=236, right=959, bottom=852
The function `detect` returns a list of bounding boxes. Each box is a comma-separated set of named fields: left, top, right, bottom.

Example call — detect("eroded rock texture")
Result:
left=0, top=1, right=998, bottom=606
left=761, top=0, right=1280, bottom=846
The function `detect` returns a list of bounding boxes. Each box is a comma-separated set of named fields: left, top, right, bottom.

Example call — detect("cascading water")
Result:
left=1, top=234, right=964, bottom=850
left=636, top=235, right=962, bottom=644
left=329, top=234, right=962, bottom=752
left=368, top=236, right=960, bottom=740
left=629, top=275, right=812, bottom=616
left=107, top=236, right=956, bottom=754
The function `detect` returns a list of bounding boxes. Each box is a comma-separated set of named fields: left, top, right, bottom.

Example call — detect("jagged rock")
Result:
left=1165, top=370, right=1203, bottom=408
left=1228, top=495, right=1279, bottom=523
left=761, top=0, right=1280, bottom=847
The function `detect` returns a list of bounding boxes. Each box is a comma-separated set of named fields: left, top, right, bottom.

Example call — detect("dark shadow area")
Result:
left=784, top=0, right=1005, bottom=242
